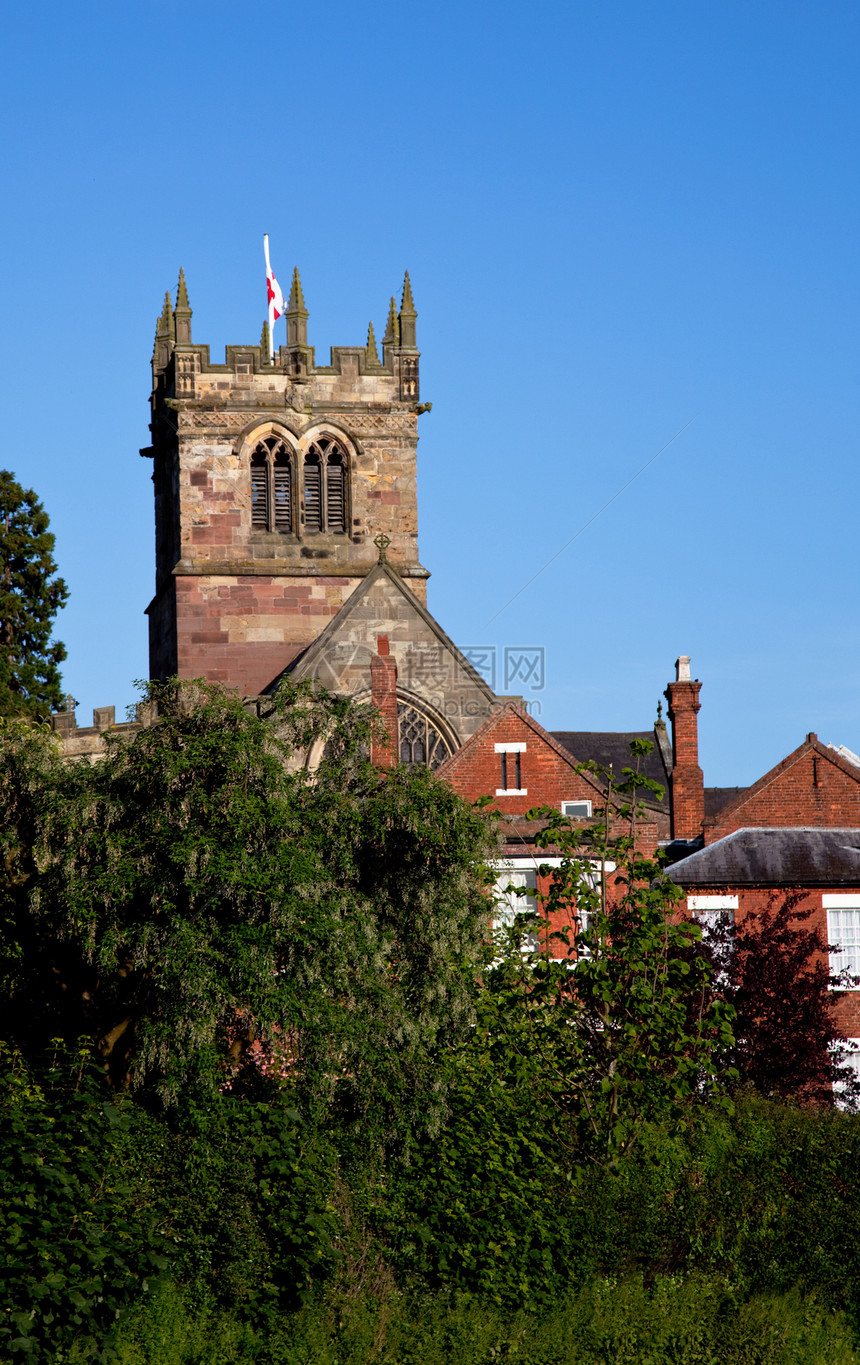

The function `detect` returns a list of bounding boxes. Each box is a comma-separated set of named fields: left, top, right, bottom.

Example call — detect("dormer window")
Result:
left=302, top=437, right=348, bottom=534
left=250, top=437, right=294, bottom=533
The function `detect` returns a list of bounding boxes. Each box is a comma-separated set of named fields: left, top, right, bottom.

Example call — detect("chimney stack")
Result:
left=370, top=634, right=398, bottom=768
left=665, top=655, right=704, bottom=841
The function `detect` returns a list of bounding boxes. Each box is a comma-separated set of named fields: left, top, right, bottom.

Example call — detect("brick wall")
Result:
left=678, top=883, right=860, bottom=1041
left=439, top=706, right=606, bottom=821
left=706, top=739, right=860, bottom=843
left=438, top=704, right=667, bottom=849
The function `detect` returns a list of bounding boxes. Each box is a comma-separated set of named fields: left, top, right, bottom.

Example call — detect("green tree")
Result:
left=0, top=678, right=496, bottom=1135
left=0, top=470, right=68, bottom=720
left=485, top=741, right=735, bottom=1170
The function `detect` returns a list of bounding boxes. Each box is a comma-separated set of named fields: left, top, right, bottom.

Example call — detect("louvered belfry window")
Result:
left=250, top=437, right=293, bottom=533
left=326, top=454, right=345, bottom=533
left=303, top=452, right=322, bottom=532
left=273, top=449, right=292, bottom=530
left=303, top=437, right=348, bottom=534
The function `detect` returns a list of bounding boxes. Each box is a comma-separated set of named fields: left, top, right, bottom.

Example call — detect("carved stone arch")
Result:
left=393, top=687, right=460, bottom=770
left=295, top=420, right=364, bottom=459
left=297, top=424, right=355, bottom=537
left=237, top=422, right=298, bottom=536
left=304, top=688, right=460, bottom=774
left=234, top=417, right=300, bottom=454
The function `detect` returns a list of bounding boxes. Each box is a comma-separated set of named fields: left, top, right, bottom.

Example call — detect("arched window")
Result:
left=397, top=701, right=453, bottom=771
left=326, top=449, right=345, bottom=534
left=302, top=437, right=348, bottom=534
left=250, top=437, right=293, bottom=533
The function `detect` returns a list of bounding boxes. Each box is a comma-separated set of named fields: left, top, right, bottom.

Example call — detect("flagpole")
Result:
left=263, top=233, right=275, bottom=361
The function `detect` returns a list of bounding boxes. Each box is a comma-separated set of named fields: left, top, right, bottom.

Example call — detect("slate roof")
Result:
left=669, top=828, right=860, bottom=887
left=551, top=729, right=672, bottom=811
left=704, top=787, right=747, bottom=818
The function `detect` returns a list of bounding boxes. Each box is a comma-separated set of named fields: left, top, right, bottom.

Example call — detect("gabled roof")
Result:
left=551, top=727, right=672, bottom=812
left=669, top=827, right=860, bottom=887
left=703, top=732, right=860, bottom=832
left=436, top=700, right=609, bottom=802
left=266, top=560, right=497, bottom=703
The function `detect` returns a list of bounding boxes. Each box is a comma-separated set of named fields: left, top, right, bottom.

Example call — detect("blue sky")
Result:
left=1, top=1, right=858, bottom=785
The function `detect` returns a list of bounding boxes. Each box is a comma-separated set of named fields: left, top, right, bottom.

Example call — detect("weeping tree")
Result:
left=0, top=470, right=68, bottom=720
left=0, top=678, right=497, bottom=1136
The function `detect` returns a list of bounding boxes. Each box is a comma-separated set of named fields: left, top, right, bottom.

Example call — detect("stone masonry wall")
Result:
left=145, top=277, right=429, bottom=696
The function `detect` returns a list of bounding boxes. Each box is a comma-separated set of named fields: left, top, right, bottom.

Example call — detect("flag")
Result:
left=263, top=235, right=283, bottom=359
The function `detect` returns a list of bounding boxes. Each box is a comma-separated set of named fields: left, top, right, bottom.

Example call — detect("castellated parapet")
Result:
left=142, top=268, right=429, bottom=697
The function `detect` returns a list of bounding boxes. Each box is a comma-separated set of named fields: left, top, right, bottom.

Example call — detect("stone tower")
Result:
left=142, top=268, right=429, bottom=696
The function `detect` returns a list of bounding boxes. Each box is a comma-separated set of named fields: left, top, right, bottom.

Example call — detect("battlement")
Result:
left=49, top=703, right=151, bottom=760
left=149, top=268, right=420, bottom=405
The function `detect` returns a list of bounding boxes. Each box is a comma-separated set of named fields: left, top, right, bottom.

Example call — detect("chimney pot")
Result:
left=676, top=655, right=692, bottom=682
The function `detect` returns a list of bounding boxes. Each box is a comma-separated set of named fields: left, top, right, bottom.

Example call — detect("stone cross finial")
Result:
left=373, top=532, right=391, bottom=563
left=62, top=693, right=78, bottom=713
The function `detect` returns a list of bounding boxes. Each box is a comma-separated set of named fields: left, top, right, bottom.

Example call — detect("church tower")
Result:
left=141, top=269, right=429, bottom=695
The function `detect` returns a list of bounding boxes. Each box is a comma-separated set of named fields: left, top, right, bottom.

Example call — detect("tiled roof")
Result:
left=551, top=729, right=671, bottom=811
left=669, top=827, right=860, bottom=887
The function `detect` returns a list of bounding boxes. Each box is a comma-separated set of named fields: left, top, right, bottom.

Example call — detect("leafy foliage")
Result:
left=0, top=469, right=68, bottom=720
left=0, top=679, right=496, bottom=1135
left=6, top=708, right=860, bottom=1356
left=697, top=893, right=854, bottom=1102
left=521, top=740, right=735, bottom=1167
left=0, top=1041, right=166, bottom=1363
left=108, top=1274, right=859, bottom=1365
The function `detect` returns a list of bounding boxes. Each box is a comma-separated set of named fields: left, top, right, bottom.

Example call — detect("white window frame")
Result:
left=687, top=894, right=738, bottom=933
left=491, top=857, right=561, bottom=954
left=687, top=895, right=739, bottom=911
left=832, top=1037, right=860, bottom=1110
left=491, top=857, right=615, bottom=962
left=687, top=895, right=737, bottom=983
left=824, top=895, right=860, bottom=988
left=494, top=741, right=527, bottom=796
left=561, top=799, right=592, bottom=818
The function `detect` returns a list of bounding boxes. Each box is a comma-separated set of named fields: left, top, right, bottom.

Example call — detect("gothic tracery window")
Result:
left=397, top=701, right=452, bottom=771
left=250, top=437, right=293, bottom=533
left=303, top=437, right=348, bottom=534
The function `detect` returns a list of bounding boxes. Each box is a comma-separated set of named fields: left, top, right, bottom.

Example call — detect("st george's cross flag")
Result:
left=263, top=234, right=283, bottom=358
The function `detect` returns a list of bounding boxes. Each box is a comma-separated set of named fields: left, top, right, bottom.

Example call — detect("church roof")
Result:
left=262, top=559, right=501, bottom=750
left=275, top=560, right=496, bottom=699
